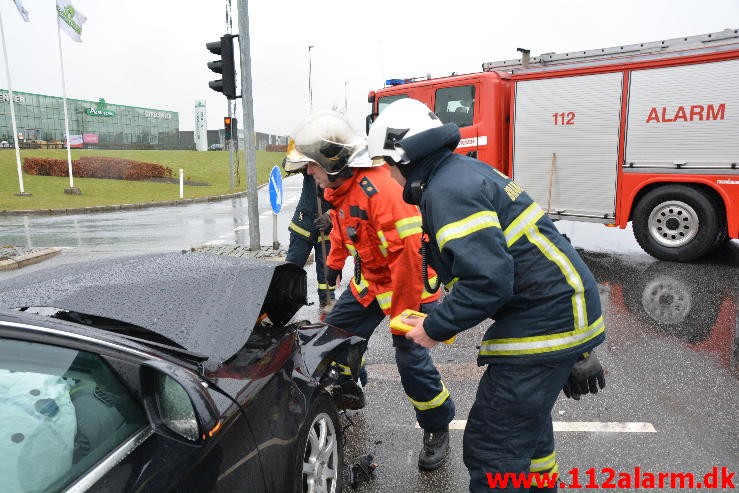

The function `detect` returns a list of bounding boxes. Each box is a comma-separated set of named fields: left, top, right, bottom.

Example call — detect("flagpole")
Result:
left=0, top=8, right=30, bottom=196
left=56, top=18, right=77, bottom=192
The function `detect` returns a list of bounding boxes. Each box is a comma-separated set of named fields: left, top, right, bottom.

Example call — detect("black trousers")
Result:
left=463, top=358, right=577, bottom=492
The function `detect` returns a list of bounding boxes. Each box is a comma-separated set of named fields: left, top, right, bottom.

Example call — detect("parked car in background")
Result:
left=0, top=252, right=365, bottom=492
left=208, top=143, right=224, bottom=151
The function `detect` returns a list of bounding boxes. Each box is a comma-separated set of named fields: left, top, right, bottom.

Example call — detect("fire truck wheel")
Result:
left=707, top=192, right=729, bottom=249
left=632, top=185, right=719, bottom=262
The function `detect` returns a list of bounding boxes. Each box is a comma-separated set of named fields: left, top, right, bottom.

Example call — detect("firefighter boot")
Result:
left=336, top=379, right=366, bottom=411
left=418, top=427, right=449, bottom=470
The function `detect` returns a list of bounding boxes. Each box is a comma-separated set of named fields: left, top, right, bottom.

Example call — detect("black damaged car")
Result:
left=0, top=252, right=365, bottom=492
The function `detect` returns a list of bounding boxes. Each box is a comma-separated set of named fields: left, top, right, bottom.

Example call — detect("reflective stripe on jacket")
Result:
left=324, top=166, right=440, bottom=318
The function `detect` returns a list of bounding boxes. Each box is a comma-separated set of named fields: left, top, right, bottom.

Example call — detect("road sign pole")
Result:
left=268, top=165, right=283, bottom=251
left=237, top=0, right=260, bottom=251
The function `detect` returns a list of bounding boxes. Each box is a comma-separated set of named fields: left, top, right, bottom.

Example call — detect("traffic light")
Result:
left=231, top=118, right=238, bottom=145
left=206, top=34, right=237, bottom=99
left=224, top=117, right=232, bottom=140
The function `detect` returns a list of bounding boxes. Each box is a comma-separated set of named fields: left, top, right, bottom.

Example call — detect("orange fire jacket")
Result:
left=324, top=166, right=440, bottom=319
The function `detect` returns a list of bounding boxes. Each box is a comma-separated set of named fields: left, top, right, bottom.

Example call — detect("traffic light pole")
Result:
left=237, top=0, right=260, bottom=251
left=227, top=103, right=234, bottom=192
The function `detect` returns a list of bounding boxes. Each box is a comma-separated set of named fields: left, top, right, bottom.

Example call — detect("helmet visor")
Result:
left=284, top=138, right=312, bottom=171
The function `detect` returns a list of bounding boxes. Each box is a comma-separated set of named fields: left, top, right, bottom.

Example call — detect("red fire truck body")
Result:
left=368, top=30, right=739, bottom=262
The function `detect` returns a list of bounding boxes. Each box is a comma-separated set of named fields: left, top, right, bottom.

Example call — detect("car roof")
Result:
left=0, top=252, right=306, bottom=363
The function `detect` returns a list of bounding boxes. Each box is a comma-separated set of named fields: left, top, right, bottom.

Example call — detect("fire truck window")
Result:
left=378, top=94, right=408, bottom=114
left=434, top=86, right=475, bottom=128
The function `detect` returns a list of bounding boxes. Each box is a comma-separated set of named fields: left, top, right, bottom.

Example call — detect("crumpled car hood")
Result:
left=0, top=252, right=307, bottom=363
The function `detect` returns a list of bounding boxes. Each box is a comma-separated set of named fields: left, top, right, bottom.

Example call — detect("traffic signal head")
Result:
left=224, top=117, right=232, bottom=140
left=207, top=35, right=237, bottom=100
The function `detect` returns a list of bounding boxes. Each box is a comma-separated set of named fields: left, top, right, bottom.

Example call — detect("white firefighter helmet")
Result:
left=283, top=138, right=312, bottom=172
left=292, top=111, right=374, bottom=176
left=367, top=98, right=442, bottom=165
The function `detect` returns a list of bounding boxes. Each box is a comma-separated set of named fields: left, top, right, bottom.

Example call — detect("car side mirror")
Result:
left=140, top=360, right=221, bottom=443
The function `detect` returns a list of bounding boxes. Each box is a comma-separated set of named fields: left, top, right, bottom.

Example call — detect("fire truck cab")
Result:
left=367, top=29, right=739, bottom=262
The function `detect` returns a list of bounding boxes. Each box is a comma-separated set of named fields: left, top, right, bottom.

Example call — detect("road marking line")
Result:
left=553, top=421, right=656, bottom=432
left=416, top=420, right=656, bottom=432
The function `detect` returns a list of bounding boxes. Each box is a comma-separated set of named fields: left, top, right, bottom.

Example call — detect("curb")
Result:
left=0, top=247, right=63, bottom=271
left=0, top=183, right=269, bottom=216
left=192, top=243, right=288, bottom=262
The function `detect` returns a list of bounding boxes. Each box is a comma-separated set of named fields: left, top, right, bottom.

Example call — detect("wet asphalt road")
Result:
left=1, top=175, right=738, bottom=492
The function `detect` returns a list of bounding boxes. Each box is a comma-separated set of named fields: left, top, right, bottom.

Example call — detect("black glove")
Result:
left=314, top=212, right=332, bottom=233
left=326, top=267, right=342, bottom=288
left=563, top=351, right=606, bottom=400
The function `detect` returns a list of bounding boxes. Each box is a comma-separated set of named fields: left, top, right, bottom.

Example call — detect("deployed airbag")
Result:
left=0, top=370, right=77, bottom=493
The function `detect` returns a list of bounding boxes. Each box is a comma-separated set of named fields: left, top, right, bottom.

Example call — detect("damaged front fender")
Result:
left=297, top=323, right=367, bottom=380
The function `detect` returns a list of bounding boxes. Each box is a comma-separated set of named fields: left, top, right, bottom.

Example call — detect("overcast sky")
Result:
left=2, top=0, right=739, bottom=136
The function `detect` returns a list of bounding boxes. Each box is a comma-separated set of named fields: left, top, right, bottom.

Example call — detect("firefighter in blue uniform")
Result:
left=368, top=98, right=607, bottom=492
left=283, top=139, right=335, bottom=312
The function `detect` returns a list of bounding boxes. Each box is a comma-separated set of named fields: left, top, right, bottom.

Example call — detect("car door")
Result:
left=0, top=325, right=151, bottom=493
left=0, top=317, right=267, bottom=493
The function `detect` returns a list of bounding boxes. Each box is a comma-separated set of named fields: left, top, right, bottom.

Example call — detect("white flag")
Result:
left=56, top=0, right=86, bottom=42
left=13, top=0, right=30, bottom=22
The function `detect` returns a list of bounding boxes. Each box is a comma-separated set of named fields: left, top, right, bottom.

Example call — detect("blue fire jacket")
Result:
left=288, top=172, right=332, bottom=242
left=400, top=123, right=605, bottom=365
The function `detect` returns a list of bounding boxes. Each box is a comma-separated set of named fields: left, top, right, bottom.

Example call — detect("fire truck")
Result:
left=367, top=29, right=739, bottom=262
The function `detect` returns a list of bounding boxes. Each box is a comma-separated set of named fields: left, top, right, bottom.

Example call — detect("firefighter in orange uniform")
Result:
left=293, top=111, right=456, bottom=470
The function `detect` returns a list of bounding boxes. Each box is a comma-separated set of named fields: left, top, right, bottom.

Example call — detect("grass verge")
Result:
left=0, top=148, right=285, bottom=211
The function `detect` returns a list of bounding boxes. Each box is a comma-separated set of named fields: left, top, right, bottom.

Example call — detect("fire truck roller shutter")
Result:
left=625, top=59, right=739, bottom=170
left=512, top=72, right=623, bottom=220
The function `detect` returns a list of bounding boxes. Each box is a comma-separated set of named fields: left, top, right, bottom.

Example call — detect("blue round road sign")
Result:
left=268, top=165, right=283, bottom=214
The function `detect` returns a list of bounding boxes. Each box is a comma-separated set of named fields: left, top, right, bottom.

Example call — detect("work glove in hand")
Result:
left=563, top=352, right=605, bottom=400
left=314, top=212, right=332, bottom=233
left=326, top=268, right=342, bottom=290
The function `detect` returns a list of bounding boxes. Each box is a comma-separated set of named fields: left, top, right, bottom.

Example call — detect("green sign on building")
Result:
left=85, top=98, right=116, bottom=117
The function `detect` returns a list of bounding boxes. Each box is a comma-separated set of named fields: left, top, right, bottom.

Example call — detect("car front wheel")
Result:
left=295, top=394, right=342, bottom=493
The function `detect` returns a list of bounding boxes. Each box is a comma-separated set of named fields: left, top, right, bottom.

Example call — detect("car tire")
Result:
left=632, top=185, right=720, bottom=262
left=294, top=393, right=343, bottom=493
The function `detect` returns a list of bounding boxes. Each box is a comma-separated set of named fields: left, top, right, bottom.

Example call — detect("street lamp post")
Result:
left=308, top=45, right=314, bottom=112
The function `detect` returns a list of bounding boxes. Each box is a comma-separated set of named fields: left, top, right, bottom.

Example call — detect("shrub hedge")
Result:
left=22, top=156, right=174, bottom=180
